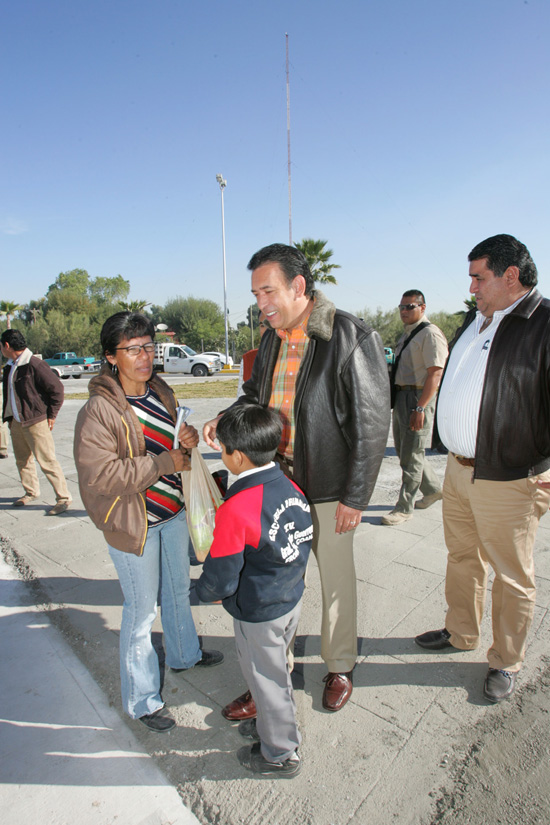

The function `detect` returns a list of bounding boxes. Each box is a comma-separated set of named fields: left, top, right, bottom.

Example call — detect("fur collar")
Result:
left=307, top=290, right=336, bottom=341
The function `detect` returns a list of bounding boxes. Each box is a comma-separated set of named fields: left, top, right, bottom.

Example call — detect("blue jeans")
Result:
left=108, top=509, right=201, bottom=719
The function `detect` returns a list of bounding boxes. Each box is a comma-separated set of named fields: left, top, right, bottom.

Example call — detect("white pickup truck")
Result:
left=153, top=343, right=221, bottom=377
left=49, top=363, right=85, bottom=379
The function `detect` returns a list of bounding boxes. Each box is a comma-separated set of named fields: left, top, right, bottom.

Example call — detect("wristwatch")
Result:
left=413, top=405, right=425, bottom=413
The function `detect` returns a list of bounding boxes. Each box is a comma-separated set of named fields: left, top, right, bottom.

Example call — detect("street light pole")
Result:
left=216, top=173, right=229, bottom=365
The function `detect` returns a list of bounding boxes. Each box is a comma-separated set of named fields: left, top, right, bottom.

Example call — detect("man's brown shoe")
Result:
left=322, top=672, right=353, bottom=712
left=222, top=690, right=257, bottom=721
left=13, top=495, right=37, bottom=507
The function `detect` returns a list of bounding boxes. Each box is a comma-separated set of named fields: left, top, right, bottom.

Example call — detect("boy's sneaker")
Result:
left=238, top=718, right=260, bottom=741
left=237, top=742, right=301, bottom=778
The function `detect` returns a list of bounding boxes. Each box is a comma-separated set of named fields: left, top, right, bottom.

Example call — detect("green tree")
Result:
left=24, top=317, right=50, bottom=355
left=47, top=268, right=90, bottom=296
left=464, top=296, right=477, bottom=311
left=90, top=275, right=130, bottom=305
left=294, top=238, right=340, bottom=285
left=233, top=304, right=262, bottom=357
left=42, top=309, right=100, bottom=357
left=358, top=306, right=465, bottom=348
left=161, top=296, right=226, bottom=351
left=358, top=307, right=403, bottom=348
left=46, top=269, right=93, bottom=316
left=429, top=311, right=463, bottom=343
left=21, top=298, right=45, bottom=326
left=234, top=324, right=255, bottom=359
left=0, top=300, right=23, bottom=329
left=118, top=300, right=151, bottom=312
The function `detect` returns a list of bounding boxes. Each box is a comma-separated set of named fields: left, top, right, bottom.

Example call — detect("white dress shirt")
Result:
left=437, top=293, right=530, bottom=457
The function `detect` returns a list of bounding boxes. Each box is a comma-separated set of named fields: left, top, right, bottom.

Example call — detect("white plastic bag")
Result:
left=181, top=448, right=223, bottom=562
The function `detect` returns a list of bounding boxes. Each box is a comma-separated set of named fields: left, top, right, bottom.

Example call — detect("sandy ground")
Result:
left=1, top=390, right=550, bottom=824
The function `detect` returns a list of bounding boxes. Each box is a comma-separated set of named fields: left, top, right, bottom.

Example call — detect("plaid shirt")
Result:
left=269, top=316, right=311, bottom=459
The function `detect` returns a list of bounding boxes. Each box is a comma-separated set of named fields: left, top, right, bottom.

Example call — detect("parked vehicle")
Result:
left=44, top=352, right=95, bottom=368
left=384, top=347, right=395, bottom=366
left=49, top=364, right=85, bottom=380
left=202, top=350, right=234, bottom=367
left=153, top=343, right=221, bottom=376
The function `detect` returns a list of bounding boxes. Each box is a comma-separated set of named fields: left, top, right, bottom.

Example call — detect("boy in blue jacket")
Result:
left=196, top=404, right=312, bottom=778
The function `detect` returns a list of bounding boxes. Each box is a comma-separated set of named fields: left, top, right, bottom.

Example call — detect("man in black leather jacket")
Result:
left=204, top=243, right=390, bottom=714
left=416, top=234, right=550, bottom=704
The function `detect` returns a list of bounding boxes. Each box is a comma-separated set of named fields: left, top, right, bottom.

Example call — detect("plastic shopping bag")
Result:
left=181, top=448, right=223, bottom=562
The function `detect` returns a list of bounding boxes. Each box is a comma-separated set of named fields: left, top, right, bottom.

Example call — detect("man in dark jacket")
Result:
left=1, top=329, right=71, bottom=514
left=204, top=243, right=391, bottom=713
left=416, top=234, right=550, bottom=703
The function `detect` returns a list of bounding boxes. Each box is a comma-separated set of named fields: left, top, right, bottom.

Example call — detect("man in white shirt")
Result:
left=416, top=234, right=550, bottom=703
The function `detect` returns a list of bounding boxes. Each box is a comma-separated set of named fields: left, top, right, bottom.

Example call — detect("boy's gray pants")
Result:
left=234, top=601, right=302, bottom=763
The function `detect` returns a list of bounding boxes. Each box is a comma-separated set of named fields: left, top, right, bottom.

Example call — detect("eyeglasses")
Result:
left=115, top=343, right=155, bottom=357
left=398, top=303, right=422, bottom=311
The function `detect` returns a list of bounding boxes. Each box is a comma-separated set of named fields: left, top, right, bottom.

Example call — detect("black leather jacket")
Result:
left=440, top=288, right=550, bottom=481
left=233, top=291, right=391, bottom=509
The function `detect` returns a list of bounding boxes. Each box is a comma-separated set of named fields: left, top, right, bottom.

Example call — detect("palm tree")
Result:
left=464, top=296, right=477, bottom=311
left=118, top=300, right=151, bottom=312
left=294, top=238, right=340, bottom=285
left=0, top=300, right=23, bottom=329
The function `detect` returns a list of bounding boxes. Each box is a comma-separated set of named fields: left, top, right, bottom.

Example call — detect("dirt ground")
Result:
left=424, top=661, right=550, bottom=825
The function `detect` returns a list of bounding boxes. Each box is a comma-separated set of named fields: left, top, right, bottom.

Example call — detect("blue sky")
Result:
left=2, top=0, right=549, bottom=326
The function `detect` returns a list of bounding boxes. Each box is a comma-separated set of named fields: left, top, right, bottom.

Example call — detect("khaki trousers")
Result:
left=0, top=420, right=8, bottom=455
left=443, top=454, right=550, bottom=671
left=9, top=419, right=71, bottom=503
left=311, top=501, right=357, bottom=673
left=392, top=390, right=441, bottom=513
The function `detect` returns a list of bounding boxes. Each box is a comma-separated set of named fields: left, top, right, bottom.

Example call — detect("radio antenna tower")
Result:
left=286, top=33, right=292, bottom=245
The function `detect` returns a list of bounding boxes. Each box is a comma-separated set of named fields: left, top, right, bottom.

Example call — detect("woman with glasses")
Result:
left=74, top=312, right=223, bottom=733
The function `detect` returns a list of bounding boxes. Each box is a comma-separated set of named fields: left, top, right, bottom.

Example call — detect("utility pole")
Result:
left=215, top=174, right=229, bottom=365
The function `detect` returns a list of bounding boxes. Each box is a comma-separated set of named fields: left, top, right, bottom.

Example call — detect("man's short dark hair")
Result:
left=247, top=243, right=315, bottom=297
left=468, top=234, right=538, bottom=287
left=1, top=329, right=27, bottom=350
left=100, top=312, right=155, bottom=357
left=217, top=404, right=283, bottom=467
left=402, top=289, right=426, bottom=304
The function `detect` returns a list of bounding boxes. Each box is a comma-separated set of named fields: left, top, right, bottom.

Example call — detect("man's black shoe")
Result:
left=138, top=706, right=176, bottom=733
left=415, top=628, right=453, bottom=650
left=483, top=668, right=517, bottom=703
left=171, top=649, right=224, bottom=672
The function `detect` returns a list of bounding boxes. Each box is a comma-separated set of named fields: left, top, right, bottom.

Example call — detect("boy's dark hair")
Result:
left=217, top=404, right=282, bottom=467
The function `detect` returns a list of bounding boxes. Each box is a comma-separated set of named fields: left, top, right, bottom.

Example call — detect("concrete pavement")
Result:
left=1, top=395, right=550, bottom=824
left=0, top=554, right=199, bottom=825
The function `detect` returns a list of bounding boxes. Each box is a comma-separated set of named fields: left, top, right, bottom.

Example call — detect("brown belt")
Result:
left=451, top=452, right=475, bottom=468
left=396, top=385, right=423, bottom=391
